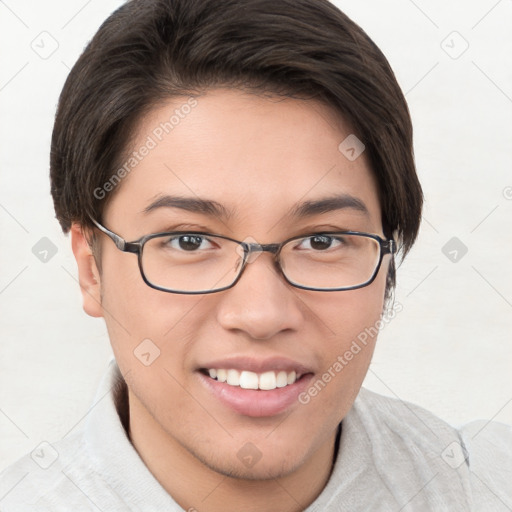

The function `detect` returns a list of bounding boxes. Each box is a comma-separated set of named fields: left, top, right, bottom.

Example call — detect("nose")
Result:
left=216, top=252, right=304, bottom=340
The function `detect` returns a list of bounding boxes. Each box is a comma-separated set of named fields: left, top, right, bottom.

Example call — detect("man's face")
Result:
left=86, top=89, right=390, bottom=479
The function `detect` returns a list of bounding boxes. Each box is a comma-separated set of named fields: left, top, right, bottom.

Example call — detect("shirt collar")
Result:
left=84, top=358, right=181, bottom=510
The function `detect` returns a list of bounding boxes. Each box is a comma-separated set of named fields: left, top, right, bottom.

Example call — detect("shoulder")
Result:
left=353, top=387, right=463, bottom=447
left=0, top=432, right=114, bottom=511
left=458, top=417, right=512, bottom=459
left=459, top=419, right=512, bottom=510
left=351, top=388, right=512, bottom=510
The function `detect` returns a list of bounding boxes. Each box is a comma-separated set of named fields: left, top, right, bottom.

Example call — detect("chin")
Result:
left=177, top=432, right=307, bottom=482
left=199, top=452, right=301, bottom=481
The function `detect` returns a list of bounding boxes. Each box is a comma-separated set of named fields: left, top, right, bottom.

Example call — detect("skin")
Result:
left=71, top=88, right=391, bottom=511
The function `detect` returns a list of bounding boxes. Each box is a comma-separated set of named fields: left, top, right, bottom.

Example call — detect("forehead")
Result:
left=105, top=88, right=380, bottom=232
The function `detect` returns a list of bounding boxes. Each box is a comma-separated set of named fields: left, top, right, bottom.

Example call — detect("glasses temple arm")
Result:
left=90, top=218, right=127, bottom=251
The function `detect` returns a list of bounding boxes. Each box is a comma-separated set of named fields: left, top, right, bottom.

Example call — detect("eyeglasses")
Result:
left=91, top=219, right=396, bottom=294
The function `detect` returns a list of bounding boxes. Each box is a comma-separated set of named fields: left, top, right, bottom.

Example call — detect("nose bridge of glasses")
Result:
left=240, top=242, right=280, bottom=264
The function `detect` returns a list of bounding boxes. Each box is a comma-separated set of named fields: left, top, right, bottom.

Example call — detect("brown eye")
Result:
left=177, top=235, right=205, bottom=251
left=161, top=234, right=214, bottom=252
left=296, top=235, right=344, bottom=251
left=309, top=235, right=334, bottom=250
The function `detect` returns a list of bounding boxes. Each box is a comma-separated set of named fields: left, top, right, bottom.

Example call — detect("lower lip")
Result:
left=198, top=372, right=314, bottom=418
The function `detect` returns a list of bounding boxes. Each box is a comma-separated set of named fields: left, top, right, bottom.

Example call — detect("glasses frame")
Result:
left=91, top=219, right=396, bottom=294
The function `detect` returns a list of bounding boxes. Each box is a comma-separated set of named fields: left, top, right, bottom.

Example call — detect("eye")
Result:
left=296, top=234, right=344, bottom=251
left=165, top=234, right=214, bottom=251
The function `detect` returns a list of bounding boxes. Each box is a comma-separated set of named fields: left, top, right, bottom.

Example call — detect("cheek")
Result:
left=299, top=272, right=387, bottom=411
left=97, top=251, right=208, bottom=373
left=312, top=266, right=387, bottom=350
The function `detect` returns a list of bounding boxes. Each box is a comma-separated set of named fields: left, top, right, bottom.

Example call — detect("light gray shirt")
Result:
left=1, top=359, right=511, bottom=511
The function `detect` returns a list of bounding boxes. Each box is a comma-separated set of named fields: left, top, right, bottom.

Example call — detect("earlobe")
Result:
left=70, top=223, right=103, bottom=318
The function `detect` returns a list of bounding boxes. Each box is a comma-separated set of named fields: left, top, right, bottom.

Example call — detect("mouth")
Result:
left=196, top=357, right=314, bottom=417
left=200, top=368, right=302, bottom=390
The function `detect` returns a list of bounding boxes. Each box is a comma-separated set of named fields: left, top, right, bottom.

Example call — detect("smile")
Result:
left=197, top=356, right=314, bottom=417
left=204, top=368, right=299, bottom=390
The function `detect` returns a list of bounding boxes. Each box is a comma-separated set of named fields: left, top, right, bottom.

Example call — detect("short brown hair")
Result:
left=50, top=0, right=423, bottom=294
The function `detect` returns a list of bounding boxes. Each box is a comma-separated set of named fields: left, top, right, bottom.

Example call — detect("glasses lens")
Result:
left=280, top=233, right=381, bottom=289
left=141, top=234, right=242, bottom=292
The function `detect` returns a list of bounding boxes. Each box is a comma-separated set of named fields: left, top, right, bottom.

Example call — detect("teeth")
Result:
left=226, top=369, right=240, bottom=386
left=259, top=371, right=276, bottom=390
left=287, top=370, right=296, bottom=385
left=239, top=371, right=259, bottom=390
left=276, top=371, right=288, bottom=388
left=206, top=368, right=300, bottom=390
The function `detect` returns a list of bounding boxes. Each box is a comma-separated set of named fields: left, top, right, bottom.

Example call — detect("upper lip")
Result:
left=198, top=356, right=314, bottom=376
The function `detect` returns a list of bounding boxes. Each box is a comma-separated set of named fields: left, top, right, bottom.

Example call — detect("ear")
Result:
left=70, top=223, right=103, bottom=318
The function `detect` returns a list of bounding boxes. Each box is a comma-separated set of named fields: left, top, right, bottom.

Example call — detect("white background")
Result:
left=1, top=0, right=511, bottom=471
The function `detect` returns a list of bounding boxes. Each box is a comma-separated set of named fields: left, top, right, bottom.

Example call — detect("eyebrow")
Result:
left=143, top=195, right=233, bottom=219
left=290, top=194, right=369, bottom=217
left=142, top=193, right=369, bottom=219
